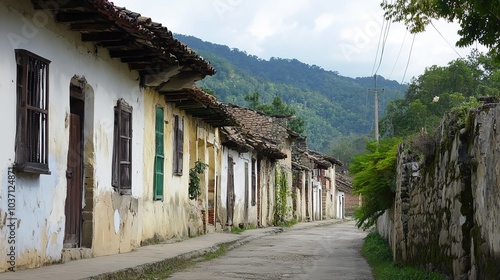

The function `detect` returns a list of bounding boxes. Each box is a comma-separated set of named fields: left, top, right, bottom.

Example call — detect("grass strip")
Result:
left=362, top=232, right=448, bottom=280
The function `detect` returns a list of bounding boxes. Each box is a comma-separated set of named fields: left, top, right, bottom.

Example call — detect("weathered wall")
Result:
left=219, top=148, right=257, bottom=228
left=141, top=88, right=210, bottom=243
left=0, top=0, right=145, bottom=271
left=377, top=104, right=500, bottom=279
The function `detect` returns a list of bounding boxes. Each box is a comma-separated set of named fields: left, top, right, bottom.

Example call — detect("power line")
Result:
left=371, top=16, right=392, bottom=76
left=388, top=30, right=408, bottom=80
left=398, top=33, right=416, bottom=93
left=371, top=18, right=386, bottom=75
left=430, top=21, right=463, bottom=59
left=374, top=20, right=391, bottom=75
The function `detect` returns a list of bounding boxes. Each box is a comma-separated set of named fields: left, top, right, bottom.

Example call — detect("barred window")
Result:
left=15, top=49, right=51, bottom=174
left=112, top=99, right=133, bottom=194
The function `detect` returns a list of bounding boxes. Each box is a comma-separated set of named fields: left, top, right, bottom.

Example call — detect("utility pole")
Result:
left=369, top=74, right=384, bottom=144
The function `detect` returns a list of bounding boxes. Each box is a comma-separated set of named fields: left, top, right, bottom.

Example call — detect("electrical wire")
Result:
left=371, top=19, right=386, bottom=75
left=430, top=21, right=463, bottom=59
left=398, top=33, right=416, bottom=94
left=374, top=19, right=391, bottom=75
left=388, top=30, right=408, bottom=80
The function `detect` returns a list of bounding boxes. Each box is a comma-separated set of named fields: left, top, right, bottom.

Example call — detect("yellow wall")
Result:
left=141, top=88, right=220, bottom=242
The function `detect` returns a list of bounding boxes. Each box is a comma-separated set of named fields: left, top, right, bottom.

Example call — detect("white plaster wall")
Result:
left=0, top=0, right=144, bottom=270
left=220, top=147, right=257, bottom=227
left=337, top=191, right=345, bottom=219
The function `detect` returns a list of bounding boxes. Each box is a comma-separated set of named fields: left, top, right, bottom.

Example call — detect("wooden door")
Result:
left=226, top=156, right=235, bottom=226
left=244, top=162, right=249, bottom=223
left=64, top=113, right=83, bottom=247
left=257, top=159, right=261, bottom=226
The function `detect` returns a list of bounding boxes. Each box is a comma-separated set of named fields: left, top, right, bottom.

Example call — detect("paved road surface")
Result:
left=169, top=220, right=373, bottom=280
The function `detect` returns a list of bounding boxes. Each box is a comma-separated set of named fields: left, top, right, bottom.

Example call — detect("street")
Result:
left=169, top=221, right=373, bottom=280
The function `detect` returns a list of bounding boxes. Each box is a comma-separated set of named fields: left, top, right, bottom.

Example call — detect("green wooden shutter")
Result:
left=154, top=107, right=164, bottom=200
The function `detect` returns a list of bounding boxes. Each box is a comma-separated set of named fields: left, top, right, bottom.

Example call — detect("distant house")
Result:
left=291, top=138, right=343, bottom=221
left=221, top=104, right=294, bottom=227
left=0, top=0, right=218, bottom=272
left=336, top=172, right=358, bottom=218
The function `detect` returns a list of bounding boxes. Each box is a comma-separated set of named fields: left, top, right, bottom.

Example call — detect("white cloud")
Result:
left=112, top=0, right=485, bottom=83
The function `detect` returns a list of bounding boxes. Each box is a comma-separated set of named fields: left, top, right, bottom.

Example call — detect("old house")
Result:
left=142, top=87, right=235, bottom=241
left=291, top=138, right=343, bottom=221
left=336, top=172, right=357, bottom=218
left=219, top=126, right=286, bottom=228
left=291, top=136, right=311, bottom=222
left=308, top=150, right=342, bottom=220
left=221, top=104, right=295, bottom=227
left=0, top=0, right=221, bottom=272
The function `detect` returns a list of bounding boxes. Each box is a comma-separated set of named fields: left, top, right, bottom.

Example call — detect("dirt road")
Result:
left=169, top=220, right=373, bottom=280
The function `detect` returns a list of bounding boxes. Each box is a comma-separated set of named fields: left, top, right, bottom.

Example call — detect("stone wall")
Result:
left=377, top=103, right=500, bottom=280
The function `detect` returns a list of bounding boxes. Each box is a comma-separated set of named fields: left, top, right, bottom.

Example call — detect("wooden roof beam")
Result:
left=82, top=32, right=126, bottom=42
left=56, top=12, right=99, bottom=22
left=70, top=22, right=115, bottom=32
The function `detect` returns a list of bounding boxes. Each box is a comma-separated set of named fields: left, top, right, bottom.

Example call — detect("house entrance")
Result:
left=64, top=85, right=85, bottom=248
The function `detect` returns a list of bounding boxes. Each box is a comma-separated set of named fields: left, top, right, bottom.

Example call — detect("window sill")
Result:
left=15, top=163, right=51, bottom=175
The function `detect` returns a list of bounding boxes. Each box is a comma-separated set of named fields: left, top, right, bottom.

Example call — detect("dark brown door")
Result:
left=64, top=113, right=83, bottom=247
left=257, top=159, right=261, bottom=227
left=226, top=156, right=235, bottom=226
left=244, top=162, right=249, bottom=223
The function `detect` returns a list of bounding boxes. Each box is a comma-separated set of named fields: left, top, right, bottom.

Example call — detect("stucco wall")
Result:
left=140, top=88, right=203, bottom=243
left=0, top=0, right=145, bottom=270
left=377, top=104, right=500, bottom=279
left=220, top=148, right=258, bottom=228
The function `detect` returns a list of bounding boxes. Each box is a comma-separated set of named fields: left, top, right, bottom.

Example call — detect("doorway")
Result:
left=64, top=85, right=85, bottom=248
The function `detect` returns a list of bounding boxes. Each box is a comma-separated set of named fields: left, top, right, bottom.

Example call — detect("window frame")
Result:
left=153, top=107, right=164, bottom=200
left=112, top=99, right=133, bottom=195
left=173, top=115, right=184, bottom=176
left=14, top=49, right=51, bottom=175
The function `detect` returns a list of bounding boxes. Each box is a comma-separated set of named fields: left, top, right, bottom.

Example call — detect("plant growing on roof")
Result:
left=189, top=161, right=209, bottom=200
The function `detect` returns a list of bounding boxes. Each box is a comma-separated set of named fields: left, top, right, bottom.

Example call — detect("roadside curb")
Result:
left=84, top=227, right=283, bottom=280
left=84, top=221, right=345, bottom=279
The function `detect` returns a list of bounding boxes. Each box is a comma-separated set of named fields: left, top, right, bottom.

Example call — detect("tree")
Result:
left=244, top=92, right=306, bottom=134
left=350, top=137, right=401, bottom=229
left=382, top=0, right=500, bottom=60
left=380, top=53, right=491, bottom=137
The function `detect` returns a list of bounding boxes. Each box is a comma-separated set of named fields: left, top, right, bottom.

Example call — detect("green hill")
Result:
left=175, top=34, right=406, bottom=151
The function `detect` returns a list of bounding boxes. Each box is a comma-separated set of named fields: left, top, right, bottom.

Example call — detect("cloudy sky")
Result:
left=113, top=0, right=484, bottom=83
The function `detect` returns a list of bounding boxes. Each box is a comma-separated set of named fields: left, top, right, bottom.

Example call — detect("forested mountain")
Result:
left=176, top=34, right=406, bottom=151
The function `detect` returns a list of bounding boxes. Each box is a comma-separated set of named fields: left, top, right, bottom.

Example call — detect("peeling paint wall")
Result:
left=141, top=88, right=219, bottom=242
left=220, top=148, right=258, bottom=228
left=0, top=0, right=144, bottom=271
left=259, top=159, right=277, bottom=227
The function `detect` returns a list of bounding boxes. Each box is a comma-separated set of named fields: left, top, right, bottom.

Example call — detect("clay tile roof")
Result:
left=32, top=0, right=215, bottom=87
left=221, top=104, right=287, bottom=159
left=162, top=87, right=237, bottom=127
left=222, top=104, right=290, bottom=144
left=308, top=150, right=343, bottom=167
left=336, top=172, right=353, bottom=194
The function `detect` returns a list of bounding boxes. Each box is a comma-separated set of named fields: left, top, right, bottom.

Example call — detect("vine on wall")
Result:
left=274, top=167, right=290, bottom=225
left=189, top=161, right=208, bottom=200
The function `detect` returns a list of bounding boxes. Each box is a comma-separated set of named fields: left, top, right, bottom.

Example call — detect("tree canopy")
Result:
left=244, top=92, right=306, bottom=134
left=380, top=51, right=499, bottom=137
left=382, top=0, right=500, bottom=60
left=350, top=137, right=401, bottom=229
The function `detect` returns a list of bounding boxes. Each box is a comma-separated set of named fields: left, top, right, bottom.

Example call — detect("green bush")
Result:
left=350, top=137, right=401, bottom=229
